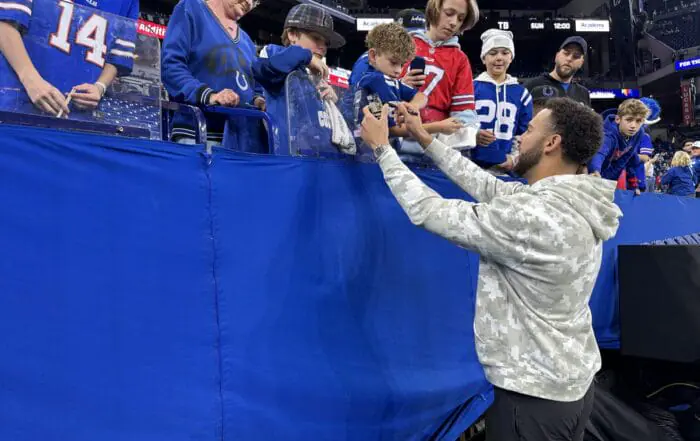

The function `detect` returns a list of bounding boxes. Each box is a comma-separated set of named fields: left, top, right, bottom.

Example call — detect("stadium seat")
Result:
left=206, top=105, right=279, bottom=154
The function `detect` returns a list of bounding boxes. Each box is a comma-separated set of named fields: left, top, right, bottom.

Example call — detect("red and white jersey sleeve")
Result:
left=409, top=36, right=475, bottom=124
left=450, top=54, right=475, bottom=113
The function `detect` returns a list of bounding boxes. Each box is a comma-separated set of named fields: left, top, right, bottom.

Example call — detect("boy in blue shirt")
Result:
left=253, top=3, right=345, bottom=155
left=588, top=99, right=650, bottom=193
left=354, top=23, right=462, bottom=141
left=348, top=9, right=426, bottom=88
left=355, top=23, right=427, bottom=136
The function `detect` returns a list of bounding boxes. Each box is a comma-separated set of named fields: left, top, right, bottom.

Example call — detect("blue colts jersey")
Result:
left=471, top=74, right=532, bottom=169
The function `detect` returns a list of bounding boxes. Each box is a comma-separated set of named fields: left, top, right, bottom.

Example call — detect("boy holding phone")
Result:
left=355, top=23, right=462, bottom=138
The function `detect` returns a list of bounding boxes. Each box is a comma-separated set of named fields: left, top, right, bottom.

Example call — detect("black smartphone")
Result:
left=409, top=56, right=426, bottom=74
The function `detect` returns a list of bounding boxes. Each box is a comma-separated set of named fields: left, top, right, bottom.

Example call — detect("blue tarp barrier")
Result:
left=1, top=124, right=699, bottom=440
left=0, top=125, right=490, bottom=441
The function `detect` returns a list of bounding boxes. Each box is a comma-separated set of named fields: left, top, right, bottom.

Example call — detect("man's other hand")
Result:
left=360, top=104, right=390, bottom=149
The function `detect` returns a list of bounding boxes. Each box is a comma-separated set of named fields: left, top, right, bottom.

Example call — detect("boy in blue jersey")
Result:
left=355, top=23, right=426, bottom=135
left=253, top=3, right=344, bottom=155
left=162, top=0, right=264, bottom=148
left=355, top=23, right=462, bottom=141
left=588, top=99, right=650, bottom=194
left=472, top=29, right=533, bottom=172
left=0, top=0, right=138, bottom=116
left=348, top=9, right=426, bottom=88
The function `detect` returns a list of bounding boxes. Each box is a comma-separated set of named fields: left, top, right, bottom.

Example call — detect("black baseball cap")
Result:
left=560, top=36, right=588, bottom=54
left=284, top=4, right=346, bottom=49
left=396, top=9, right=426, bottom=30
left=530, top=85, right=564, bottom=101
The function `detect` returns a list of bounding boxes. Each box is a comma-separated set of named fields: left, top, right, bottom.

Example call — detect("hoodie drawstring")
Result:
left=495, top=83, right=507, bottom=139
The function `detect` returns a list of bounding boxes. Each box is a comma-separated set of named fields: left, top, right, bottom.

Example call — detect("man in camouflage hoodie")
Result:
left=360, top=98, right=622, bottom=441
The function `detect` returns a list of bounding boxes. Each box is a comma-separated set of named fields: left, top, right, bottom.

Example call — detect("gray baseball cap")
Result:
left=284, top=4, right=346, bottom=49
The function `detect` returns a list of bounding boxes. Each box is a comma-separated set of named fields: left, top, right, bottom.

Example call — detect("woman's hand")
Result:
left=209, top=89, right=240, bottom=107
left=253, top=96, right=266, bottom=111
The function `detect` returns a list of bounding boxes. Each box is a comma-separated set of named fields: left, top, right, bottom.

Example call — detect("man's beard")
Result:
left=555, top=64, right=576, bottom=81
left=513, top=143, right=544, bottom=177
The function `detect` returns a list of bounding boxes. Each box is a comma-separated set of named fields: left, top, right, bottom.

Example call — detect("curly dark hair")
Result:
left=545, top=98, right=603, bottom=165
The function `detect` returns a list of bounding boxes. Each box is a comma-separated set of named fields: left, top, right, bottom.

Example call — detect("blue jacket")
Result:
left=355, top=65, right=417, bottom=129
left=471, top=73, right=532, bottom=169
left=589, top=113, right=646, bottom=187
left=349, top=52, right=369, bottom=88
left=625, top=132, right=653, bottom=191
left=661, top=166, right=696, bottom=196
left=162, top=0, right=262, bottom=145
left=253, top=44, right=332, bottom=155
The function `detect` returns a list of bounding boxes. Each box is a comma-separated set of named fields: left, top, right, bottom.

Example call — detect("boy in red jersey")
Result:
left=399, top=0, right=479, bottom=155
left=402, top=0, right=478, bottom=123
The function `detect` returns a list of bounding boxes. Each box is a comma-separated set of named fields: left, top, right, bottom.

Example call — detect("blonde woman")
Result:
left=661, top=151, right=696, bottom=196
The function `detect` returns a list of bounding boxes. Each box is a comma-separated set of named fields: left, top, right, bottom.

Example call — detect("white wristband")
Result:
left=95, top=81, right=107, bottom=97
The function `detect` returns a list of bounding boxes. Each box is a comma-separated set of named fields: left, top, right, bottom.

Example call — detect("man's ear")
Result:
left=543, top=133, right=562, bottom=155
left=615, top=115, right=621, bottom=125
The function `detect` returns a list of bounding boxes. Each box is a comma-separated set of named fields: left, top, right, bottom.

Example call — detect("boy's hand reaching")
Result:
left=437, top=117, right=463, bottom=135
left=317, top=81, right=337, bottom=103
left=308, top=56, right=329, bottom=80
left=477, top=129, right=497, bottom=146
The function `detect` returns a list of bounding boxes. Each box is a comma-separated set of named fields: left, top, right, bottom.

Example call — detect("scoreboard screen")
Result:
left=491, top=18, right=606, bottom=33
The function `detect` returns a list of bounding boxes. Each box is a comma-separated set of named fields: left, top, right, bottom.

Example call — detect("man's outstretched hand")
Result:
left=394, top=102, right=432, bottom=148
left=360, top=104, right=390, bottom=149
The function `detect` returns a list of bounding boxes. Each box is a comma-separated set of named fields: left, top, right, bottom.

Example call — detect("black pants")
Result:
left=485, top=384, right=595, bottom=441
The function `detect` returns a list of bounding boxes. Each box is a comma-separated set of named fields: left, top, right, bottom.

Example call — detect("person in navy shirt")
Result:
left=661, top=151, right=696, bottom=197
left=162, top=0, right=264, bottom=147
